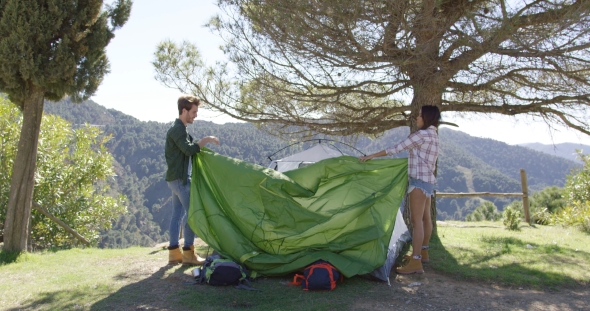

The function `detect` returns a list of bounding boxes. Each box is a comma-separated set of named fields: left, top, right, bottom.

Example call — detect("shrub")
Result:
left=466, top=201, right=501, bottom=221
left=564, top=151, right=590, bottom=203
left=503, top=206, right=522, bottom=231
left=530, top=186, right=566, bottom=216
left=504, top=190, right=557, bottom=225
left=552, top=201, right=590, bottom=234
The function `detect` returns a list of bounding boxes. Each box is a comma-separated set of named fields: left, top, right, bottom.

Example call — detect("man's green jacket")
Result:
left=165, top=118, right=200, bottom=184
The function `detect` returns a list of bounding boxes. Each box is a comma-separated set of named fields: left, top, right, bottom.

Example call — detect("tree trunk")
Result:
left=3, top=90, right=44, bottom=252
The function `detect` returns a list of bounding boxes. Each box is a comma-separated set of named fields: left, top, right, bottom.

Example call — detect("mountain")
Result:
left=520, top=142, right=589, bottom=163
left=43, top=100, right=581, bottom=247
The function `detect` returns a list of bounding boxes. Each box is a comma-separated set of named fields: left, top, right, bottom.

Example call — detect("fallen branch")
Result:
left=32, top=202, right=90, bottom=246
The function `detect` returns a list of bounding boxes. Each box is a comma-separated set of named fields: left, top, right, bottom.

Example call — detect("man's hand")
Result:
left=198, top=136, right=220, bottom=147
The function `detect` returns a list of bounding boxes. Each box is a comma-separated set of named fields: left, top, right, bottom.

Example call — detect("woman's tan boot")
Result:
left=403, top=251, right=429, bottom=263
left=182, top=245, right=206, bottom=265
left=421, top=249, right=429, bottom=263
left=168, top=246, right=183, bottom=265
left=396, top=256, right=424, bottom=274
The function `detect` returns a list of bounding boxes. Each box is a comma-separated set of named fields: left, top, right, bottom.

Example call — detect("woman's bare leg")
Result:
left=422, top=196, right=432, bottom=247
left=409, top=188, right=427, bottom=257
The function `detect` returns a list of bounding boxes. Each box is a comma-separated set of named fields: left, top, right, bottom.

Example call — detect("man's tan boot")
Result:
left=396, top=256, right=424, bottom=274
left=168, top=246, right=183, bottom=265
left=182, top=245, right=206, bottom=265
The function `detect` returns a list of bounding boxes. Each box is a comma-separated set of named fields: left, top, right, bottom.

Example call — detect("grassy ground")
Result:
left=0, top=246, right=384, bottom=311
left=0, top=221, right=588, bottom=310
left=433, top=221, right=590, bottom=288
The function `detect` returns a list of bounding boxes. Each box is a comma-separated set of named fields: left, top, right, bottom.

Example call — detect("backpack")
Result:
left=198, top=255, right=259, bottom=290
left=290, top=260, right=343, bottom=291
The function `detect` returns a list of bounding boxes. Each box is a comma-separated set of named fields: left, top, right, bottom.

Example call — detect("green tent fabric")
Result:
left=188, top=148, right=408, bottom=278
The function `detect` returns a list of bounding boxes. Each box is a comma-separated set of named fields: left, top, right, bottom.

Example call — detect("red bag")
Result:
left=289, top=261, right=343, bottom=291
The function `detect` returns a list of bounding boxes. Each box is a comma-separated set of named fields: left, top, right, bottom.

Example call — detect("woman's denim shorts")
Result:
left=407, top=177, right=435, bottom=197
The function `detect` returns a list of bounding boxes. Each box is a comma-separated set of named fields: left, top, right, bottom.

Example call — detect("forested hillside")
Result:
left=521, top=142, right=590, bottom=163
left=44, top=100, right=580, bottom=247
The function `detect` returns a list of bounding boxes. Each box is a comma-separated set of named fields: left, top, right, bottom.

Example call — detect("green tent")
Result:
left=188, top=148, right=408, bottom=279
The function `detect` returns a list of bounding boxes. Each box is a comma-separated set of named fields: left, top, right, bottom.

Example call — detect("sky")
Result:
left=92, top=0, right=590, bottom=147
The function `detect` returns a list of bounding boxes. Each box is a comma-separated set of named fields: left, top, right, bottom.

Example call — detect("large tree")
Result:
left=154, top=0, right=590, bottom=137
left=0, top=0, right=132, bottom=252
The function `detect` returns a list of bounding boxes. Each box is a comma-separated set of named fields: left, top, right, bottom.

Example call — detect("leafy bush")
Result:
left=0, top=99, right=126, bottom=249
left=503, top=206, right=522, bottom=231
left=552, top=151, right=590, bottom=233
left=530, top=186, right=566, bottom=214
left=552, top=201, right=590, bottom=234
left=564, top=151, right=590, bottom=203
left=466, top=201, right=501, bottom=221
left=503, top=186, right=564, bottom=225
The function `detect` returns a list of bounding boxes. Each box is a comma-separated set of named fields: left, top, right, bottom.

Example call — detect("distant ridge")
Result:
left=520, top=142, right=589, bottom=163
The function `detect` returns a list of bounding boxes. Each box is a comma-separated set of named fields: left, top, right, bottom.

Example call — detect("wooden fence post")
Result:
left=520, top=169, right=530, bottom=223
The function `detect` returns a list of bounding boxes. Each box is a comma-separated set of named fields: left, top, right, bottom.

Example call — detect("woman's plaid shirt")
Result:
left=385, top=125, right=439, bottom=184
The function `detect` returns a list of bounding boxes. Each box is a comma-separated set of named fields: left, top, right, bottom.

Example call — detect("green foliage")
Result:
left=530, top=186, right=566, bottom=214
left=0, top=0, right=132, bottom=106
left=503, top=187, right=566, bottom=225
left=0, top=98, right=21, bottom=225
left=502, top=206, right=522, bottom=231
left=466, top=201, right=501, bottom=222
left=551, top=201, right=590, bottom=234
left=564, top=151, right=590, bottom=203
left=529, top=186, right=565, bottom=225
left=553, top=153, right=590, bottom=233
left=0, top=98, right=126, bottom=248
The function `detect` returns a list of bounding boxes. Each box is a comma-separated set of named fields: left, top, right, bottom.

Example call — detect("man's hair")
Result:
left=177, top=95, right=201, bottom=115
left=421, top=105, right=441, bottom=129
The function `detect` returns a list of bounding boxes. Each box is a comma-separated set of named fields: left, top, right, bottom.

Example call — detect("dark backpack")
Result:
left=290, top=260, right=343, bottom=291
left=198, top=255, right=259, bottom=290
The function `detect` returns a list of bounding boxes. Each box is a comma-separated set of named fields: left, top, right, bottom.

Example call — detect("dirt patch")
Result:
left=373, top=265, right=589, bottom=311
left=111, top=244, right=589, bottom=311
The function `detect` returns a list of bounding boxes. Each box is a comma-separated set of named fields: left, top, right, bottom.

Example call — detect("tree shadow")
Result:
left=428, top=230, right=590, bottom=289
left=0, top=249, right=21, bottom=264
left=1, top=245, right=80, bottom=265
left=5, top=287, right=110, bottom=311
left=6, top=263, right=198, bottom=310
left=90, top=264, right=197, bottom=310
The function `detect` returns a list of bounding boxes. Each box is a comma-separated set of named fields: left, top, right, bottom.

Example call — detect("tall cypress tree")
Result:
left=0, top=0, right=132, bottom=252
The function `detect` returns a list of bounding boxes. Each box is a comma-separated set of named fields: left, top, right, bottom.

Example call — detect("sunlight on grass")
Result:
left=0, top=247, right=156, bottom=309
left=432, top=221, right=590, bottom=288
left=1, top=225, right=588, bottom=310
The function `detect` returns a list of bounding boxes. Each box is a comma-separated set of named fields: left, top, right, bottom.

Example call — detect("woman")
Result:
left=359, top=105, right=441, bottom=274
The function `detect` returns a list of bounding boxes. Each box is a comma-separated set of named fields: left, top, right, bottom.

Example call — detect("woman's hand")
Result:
left=359, top=150, right=386, bottom=162
left=358, top=154, right=373, bottom=162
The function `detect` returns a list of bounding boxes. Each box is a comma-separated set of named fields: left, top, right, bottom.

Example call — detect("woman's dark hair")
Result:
left=420, top=105, right=441, bottom=129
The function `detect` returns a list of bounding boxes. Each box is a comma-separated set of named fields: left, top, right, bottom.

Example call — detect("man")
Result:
left=166, top=95, right=219, bottom=265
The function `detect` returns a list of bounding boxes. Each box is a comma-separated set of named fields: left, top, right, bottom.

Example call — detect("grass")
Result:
left=0, top=245, right=389, bottom=311
left=0, top=247, right=152, bottom=310
left=0, top=222, right=588, bottom=310
left=432, top=221, right=590, bottom=288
